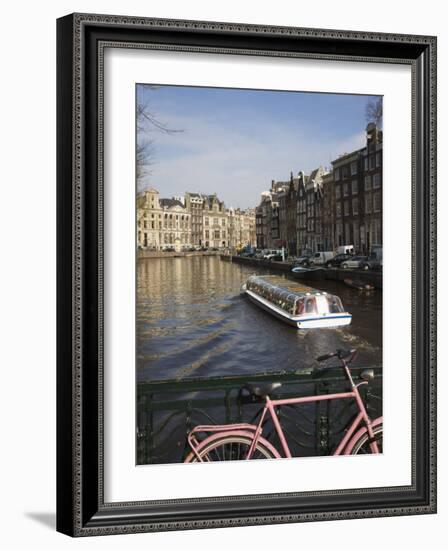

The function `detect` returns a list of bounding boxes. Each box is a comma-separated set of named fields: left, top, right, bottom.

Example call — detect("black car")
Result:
left=325, top=253, right=352, bottom=268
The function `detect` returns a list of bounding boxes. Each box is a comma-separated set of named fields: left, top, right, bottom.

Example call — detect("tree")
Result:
left=136, top=86, right=183, bottom=190
left=365, top=97, right=383, bottom=128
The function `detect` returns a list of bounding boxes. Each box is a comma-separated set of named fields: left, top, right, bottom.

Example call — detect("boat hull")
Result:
left=290, top=267, right=326, bottom=281
left=245, top=290, right=351, bottom=329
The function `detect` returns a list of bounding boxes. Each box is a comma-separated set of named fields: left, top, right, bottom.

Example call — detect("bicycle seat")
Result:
left=244, top=382, right=282, bottom=398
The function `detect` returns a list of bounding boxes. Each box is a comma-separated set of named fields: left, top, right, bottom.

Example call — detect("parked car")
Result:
left=360, top=251, right=383, bottom=271
left=262, top=249, right=278, bottom=260
left=163, top=246, right=176, bottom=252
left=293, top=255, right=312, bottom=266
left=340, top=256, right=368, bottom=269
left=325, top=253, right=352, bottom=268
left=309, top=251, right=335, bottom=266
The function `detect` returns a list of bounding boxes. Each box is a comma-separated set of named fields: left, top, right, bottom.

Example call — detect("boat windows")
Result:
left=305, top=297, right=317, bottom=314
left=246, top=276, right=346, bottom=317
left=327, top=295, right=344, bottom=313
left=295, top=298, right=305, bottom=316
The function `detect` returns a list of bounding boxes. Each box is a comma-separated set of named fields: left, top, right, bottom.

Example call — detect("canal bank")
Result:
left=138, top=250, right=220, bottom=259
left=221, top=254, right=382, bottom=289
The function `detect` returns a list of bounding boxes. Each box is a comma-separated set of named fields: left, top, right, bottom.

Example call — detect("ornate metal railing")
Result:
left=137, top=366, right=382, bottom=464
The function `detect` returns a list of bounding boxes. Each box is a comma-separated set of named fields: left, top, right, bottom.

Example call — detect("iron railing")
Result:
left=137, top=366, right=382, bottom=464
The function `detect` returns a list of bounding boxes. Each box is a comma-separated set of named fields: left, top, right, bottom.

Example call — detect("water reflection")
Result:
left=137, top=256, right=382, bottom=382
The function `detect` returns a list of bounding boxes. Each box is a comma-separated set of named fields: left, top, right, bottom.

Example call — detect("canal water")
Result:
left=137, top=256, right=382, bottom=382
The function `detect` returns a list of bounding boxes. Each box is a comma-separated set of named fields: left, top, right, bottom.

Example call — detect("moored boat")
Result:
left=291, top=265, right=326, bottom=281
left=344, top=278, right=375, bottom=291
left=243, top=275, right=351, bottom=329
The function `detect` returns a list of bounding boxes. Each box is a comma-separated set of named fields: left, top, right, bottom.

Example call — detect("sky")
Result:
left=136, top=84, right=380, bottom=210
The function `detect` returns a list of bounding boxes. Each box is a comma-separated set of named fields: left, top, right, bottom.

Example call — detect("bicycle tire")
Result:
left=186, top=434, right=277, bottom=462
left=349, top=424, right=383, bottom=454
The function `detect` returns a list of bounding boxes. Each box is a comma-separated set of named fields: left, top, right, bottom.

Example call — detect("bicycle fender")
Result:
left=343, top=416, right=383, bottom=455
left=184, top=429, right=282, bottom=462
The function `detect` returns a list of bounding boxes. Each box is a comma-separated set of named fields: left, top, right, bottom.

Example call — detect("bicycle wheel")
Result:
left=350, top=425, right=383, bottom=454
left=188, top=435, right=276, bottom=462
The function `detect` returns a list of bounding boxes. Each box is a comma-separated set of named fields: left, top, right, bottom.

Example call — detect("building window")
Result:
left=364, top=156, right=368, bottom=170
left=376, top=152, right=381, bottom=168
left=374, top=193, right=381, bottom=212
left=369, top=155, right=375, bottom=169
left=204, top=217, right=209, bottom=226
left=365, top=194, right=372, bottom=214
left=344, top=200, right=350, bottom=217
left=353, top=221, right=359, bottom=248
left=343, top=183, right=349, bottom=197
left=336, top=202, right=342, bottom=218
left=342, top=166, right=348, bottom=179
left=373, top=174, right=381, bottom=188
left=350, top=161, right=357, bottom=175
left=364, top=175, right=372, bottom=191
left=352, top=197, right=359, bottom=215
left=352, top=180, right=358, bottom=195
left=222, top=218, right=226, bottom=226
left=334, top=168, right=340, bottom=181
left=335, top=185, right=341, bottom=199
left=374, top=219, right=382, bottom=245
left=214, top=230, right=220, bottom=239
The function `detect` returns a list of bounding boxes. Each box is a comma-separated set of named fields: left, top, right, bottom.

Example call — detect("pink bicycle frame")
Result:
left=246, top=363, right=380, bottom=459
left=186, top=359, right=382, bottom=462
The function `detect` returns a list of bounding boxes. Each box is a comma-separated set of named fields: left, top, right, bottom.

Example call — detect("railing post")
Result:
left=316, top=380, right=330, bottom=455
left=145, top=393, right=154, bottom=464
left=136, top=392, right=147, bottom=464
left=225, top=389, right=232, bottom=423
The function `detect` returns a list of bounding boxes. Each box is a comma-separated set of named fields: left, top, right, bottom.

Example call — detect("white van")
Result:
left=337, top=245, right=354, bottom=255
left=309, top=251, right=335, bottom=265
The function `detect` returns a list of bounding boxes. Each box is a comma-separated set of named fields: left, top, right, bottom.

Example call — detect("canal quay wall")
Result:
left=222, top=255, right=382, bottom=289
left=138, top=250, right=220, bottom=259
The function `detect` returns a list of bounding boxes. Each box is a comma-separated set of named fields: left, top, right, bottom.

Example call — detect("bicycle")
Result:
left=184, top=349, right=382, bottom=462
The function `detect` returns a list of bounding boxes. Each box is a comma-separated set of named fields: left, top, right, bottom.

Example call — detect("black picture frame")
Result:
left=57, top=13, right=437, bottom=536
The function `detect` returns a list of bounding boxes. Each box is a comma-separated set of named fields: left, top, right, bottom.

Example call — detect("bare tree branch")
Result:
left=365, top=97, right=383, bottom=128
left=136, top=87, right=184, bottom=191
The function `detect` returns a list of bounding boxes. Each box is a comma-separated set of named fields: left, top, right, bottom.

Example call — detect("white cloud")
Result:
left=139, top=113, right=366, bottom=209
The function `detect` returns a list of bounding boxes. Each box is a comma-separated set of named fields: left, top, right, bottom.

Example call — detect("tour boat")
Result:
left=242, top=275, right=352, bottom=329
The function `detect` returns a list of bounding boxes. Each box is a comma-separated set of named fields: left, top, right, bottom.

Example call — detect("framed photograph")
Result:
left=57, top=13, right=437, bottom=536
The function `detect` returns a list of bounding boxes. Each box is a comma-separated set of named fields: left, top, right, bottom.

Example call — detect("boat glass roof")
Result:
left=247, top=275, right=320, bottom=296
